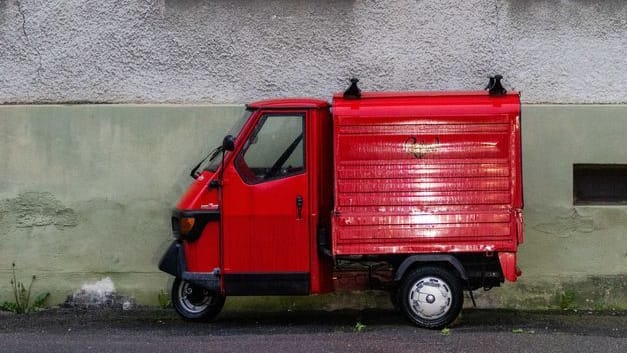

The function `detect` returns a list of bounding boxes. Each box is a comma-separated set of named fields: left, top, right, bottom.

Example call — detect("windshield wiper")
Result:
left=190, top=145, right=224, bottom=179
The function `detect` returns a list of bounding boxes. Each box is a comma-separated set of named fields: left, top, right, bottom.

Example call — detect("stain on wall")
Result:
left=533, top=209, right=594, bottom=237
left=478, top=274, right=627, bottom=311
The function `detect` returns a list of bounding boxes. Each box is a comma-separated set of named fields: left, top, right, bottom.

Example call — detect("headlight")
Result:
left=179, top=217, right=195, bottom=235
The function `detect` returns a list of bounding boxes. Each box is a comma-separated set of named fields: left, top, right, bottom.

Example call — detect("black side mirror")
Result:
left=222, top=135, right=235, bottom=151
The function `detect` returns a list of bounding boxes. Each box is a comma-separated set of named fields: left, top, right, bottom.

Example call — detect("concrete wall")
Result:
left=1, top=104, right=626, bottom=310
left=1, top=0, right=626, bottom=104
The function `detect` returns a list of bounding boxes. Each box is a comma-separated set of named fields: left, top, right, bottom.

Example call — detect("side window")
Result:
left=235, top=114, right=305, bottom=184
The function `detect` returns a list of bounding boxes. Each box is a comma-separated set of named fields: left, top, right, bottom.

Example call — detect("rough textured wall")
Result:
left=0, top=0, right=625, bottom=104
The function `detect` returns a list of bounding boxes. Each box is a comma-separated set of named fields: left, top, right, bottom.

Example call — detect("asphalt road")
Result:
left=1, top=308, right=625, bottom=353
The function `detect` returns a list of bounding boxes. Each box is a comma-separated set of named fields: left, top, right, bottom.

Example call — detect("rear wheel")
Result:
left=172, top=278, right=225, bottom=321
left=399, top=266, right=463, bottom=329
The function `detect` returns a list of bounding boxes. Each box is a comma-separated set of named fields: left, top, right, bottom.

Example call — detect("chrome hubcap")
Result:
left=408, top=276, right=452, bottom=320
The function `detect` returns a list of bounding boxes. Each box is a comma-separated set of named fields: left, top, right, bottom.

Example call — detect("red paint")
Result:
left=177, top=174, right=221, bottom=273
left=247, top=98, right=330, bottom=109
left=172, top=89, right=523, bottom=296
left=331, top=92, right=522, bottom=261
left=221, top=156, right=310, bottom=273
left=498, top=252, right=521, bottom=282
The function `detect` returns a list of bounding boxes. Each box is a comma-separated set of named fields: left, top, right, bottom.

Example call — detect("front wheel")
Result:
left=399, top=266, right=463, bottom=329
left=171, top=278, right=225, bottom=321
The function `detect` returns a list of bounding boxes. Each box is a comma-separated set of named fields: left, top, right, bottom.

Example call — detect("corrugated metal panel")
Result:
left=332, top=92, right=521, bottom=255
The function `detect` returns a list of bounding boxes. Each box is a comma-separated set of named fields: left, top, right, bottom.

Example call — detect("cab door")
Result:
left=221, top=111, right=310, bottom=295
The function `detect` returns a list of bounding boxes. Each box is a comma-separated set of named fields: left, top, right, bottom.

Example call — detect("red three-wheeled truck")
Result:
left=159, top=77, right=523, bottom=329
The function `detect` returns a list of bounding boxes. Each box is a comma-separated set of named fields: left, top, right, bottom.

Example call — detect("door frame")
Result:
left=220, top=109, right=312, bottom=295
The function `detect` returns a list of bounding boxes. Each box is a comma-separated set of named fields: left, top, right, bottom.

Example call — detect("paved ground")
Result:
left=1, top=308, right=625, bottom=353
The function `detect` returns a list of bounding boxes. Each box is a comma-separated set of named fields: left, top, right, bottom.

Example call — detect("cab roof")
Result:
left=247, top=98, right=329, bottom=109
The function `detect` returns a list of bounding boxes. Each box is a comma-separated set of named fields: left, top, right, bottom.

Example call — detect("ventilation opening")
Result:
left=574, top=164, right=627, bottom=205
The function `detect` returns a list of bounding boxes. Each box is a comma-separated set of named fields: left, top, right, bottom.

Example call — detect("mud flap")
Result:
left=158, top=241, right=184, bottom=277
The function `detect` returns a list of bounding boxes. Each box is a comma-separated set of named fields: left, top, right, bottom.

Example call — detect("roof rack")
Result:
left=486, top=75, right=507, bottom=96
left=343, top=78, right=361, bottom=99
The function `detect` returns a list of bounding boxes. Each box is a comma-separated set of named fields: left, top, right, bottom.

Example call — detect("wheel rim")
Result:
left=407, top=276, right=453, bottom=320
left=178, top=281, right=212, bottom=314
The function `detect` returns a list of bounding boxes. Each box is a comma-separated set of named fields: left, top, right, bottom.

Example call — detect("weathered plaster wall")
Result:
left=1, top=104, right=626, bottom=310
left=1, top=0, right=626, bottom=104
left=476, top=105, right=627, bottom=310
left=522, top=106, right=627, bottom=278
left=0, top=105, right=242, bottom=304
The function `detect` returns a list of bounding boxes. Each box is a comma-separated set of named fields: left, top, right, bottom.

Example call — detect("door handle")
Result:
left=296, top=195, right=303, bottom=220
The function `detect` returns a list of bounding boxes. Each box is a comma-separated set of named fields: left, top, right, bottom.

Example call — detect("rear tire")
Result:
left=399, top=266, right=463, bottom=329
left=171, top=278, right=225, bottom=322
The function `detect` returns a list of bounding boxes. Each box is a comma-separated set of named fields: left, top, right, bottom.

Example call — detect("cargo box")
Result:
left=331, top=91, right=523, bottom=257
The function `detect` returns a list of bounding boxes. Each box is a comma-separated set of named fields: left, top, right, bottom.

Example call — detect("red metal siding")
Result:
left=331, top=92, right=522, bottom=256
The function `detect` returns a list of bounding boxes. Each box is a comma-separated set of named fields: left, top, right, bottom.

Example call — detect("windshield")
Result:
left=200, top=109, right=253, bottom=172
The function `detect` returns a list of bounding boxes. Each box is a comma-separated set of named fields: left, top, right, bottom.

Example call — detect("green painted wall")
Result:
left=0, top=105, right=243, bottom=306
left=1, top=104, right=626, bottom=310
left=483, top=105, right=627, bottom=310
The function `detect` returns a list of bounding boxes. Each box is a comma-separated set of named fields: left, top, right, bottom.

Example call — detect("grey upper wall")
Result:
left=0, top=0, right=625, bottom=104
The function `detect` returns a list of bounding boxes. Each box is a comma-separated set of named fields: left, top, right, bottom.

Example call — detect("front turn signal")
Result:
left=179, top=217, right=195, bottom=235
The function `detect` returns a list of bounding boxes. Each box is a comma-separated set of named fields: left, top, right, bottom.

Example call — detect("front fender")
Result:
left=158, top=241, right=220, bottom=291
left=158, top=241, right=186, bottom=277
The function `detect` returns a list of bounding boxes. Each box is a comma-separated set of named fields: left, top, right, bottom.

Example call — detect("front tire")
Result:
left=171, top=278, right=225, bottom=321
left=399, top=266, right=463, bottom=329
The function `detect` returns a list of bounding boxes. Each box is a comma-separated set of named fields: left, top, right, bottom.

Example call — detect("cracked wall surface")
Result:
left=0, top=0, right=626, bottom=104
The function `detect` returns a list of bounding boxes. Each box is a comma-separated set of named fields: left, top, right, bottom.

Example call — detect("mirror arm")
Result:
left=217, top=145, right=227, bottom=187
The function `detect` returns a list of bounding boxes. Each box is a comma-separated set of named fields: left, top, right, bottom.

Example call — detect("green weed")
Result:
left=559, top=290, right=576, bottom=310
left=354, top=321, right=367, bottom=332
left=0, top=263, right=49, bottom=314
left=157, top=289, right=172, bottom=309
